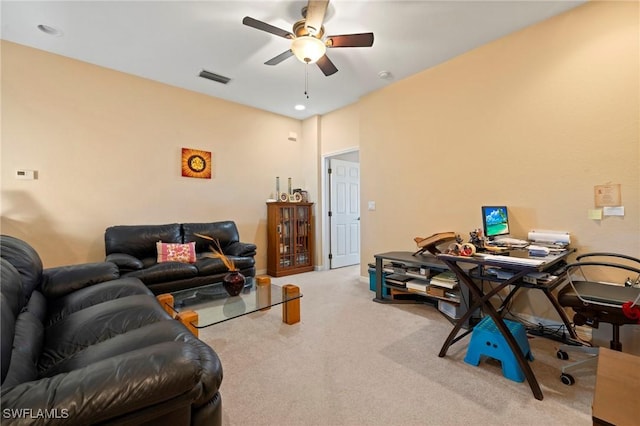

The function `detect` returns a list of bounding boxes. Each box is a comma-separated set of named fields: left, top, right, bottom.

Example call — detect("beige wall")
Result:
left=1, top=41, right=310, bottom=271
left=319, top=102, right=360, bottom=155
left=356, top=0, right=638, bottom=268
left=301, top=115, right=321, bottom=266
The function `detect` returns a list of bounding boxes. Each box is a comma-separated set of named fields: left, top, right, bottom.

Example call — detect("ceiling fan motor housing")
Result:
left=293, top=20, right=324, bottom=39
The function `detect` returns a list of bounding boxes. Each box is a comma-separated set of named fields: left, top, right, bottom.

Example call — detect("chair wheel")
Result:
left=561, top=373, right=575, bottom=385
left=557, top=349, right=569, bottom=360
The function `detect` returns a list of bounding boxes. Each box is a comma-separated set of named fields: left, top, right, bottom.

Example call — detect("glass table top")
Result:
left=167, top=277, right=303, bottom=328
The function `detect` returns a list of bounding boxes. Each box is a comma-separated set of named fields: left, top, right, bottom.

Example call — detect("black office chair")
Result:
left=556, top=252, right=640, bottom=385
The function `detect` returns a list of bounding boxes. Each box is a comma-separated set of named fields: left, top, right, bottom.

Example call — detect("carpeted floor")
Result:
left=199, top=265, right=594, bottom=426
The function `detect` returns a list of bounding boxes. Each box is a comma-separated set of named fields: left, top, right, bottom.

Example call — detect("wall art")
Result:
left=181, top=148, right=212, bottom=179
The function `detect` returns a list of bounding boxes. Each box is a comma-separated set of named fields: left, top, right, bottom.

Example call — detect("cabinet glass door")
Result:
left=295, top=206, right=310, bottom=266
left=279, top=206, right=295, bottom=268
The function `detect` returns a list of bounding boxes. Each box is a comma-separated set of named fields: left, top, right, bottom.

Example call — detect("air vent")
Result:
left=199, top=70, right=231, bottom=84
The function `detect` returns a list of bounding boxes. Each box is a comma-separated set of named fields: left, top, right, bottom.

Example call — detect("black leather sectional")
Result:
left=0, top=235, right=223, bottom=425
left=105, top=221, right=257, bottom=294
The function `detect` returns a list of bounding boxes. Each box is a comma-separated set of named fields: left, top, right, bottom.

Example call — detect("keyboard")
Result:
left=493, top=237, right=529, bottom=246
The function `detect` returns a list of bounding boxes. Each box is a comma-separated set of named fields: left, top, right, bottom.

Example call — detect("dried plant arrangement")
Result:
left=193, top=233, right=237, bottom=271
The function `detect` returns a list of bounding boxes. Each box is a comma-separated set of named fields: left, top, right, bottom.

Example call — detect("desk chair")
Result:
left=556, top=252, right=640, bottom=385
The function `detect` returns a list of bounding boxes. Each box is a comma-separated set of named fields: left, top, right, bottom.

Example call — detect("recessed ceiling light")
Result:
left=294, top=104, right=306, bottom=111
left=378, top=70, right=393, bottom=80
left=37, top=24, right=63, bottom=37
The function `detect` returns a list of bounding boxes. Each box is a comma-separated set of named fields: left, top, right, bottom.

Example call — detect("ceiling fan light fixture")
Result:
left=291, top=36, right=326, bottom=64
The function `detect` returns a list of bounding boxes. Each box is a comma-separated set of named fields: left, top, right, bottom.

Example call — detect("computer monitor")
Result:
left=482, top=206, right=510, bottom=239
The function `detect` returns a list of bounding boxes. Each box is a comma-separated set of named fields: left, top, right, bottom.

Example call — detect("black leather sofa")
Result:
left=105, top=221, right=257, bottom=294
left=0, top=235, right=223, bottom=425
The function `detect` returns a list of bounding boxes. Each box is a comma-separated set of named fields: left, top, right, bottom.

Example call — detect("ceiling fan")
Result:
left=242, top=0, right=374, bottom=76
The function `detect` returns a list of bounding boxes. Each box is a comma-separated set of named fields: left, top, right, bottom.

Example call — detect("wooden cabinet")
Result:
left=267, top=202, right=314, bottom=277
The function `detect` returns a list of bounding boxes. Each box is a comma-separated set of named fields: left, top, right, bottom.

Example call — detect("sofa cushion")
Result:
left=157, top=241, right=197, bottom=264
left=124, top=262, right=198, bottom=285
left=39, top=294, right=170, bottom=376
left=40, top=320, right=214, bottom=379
left=1, top=272, right=46, bottom=388
left=0, top=235, right=43, bottom=296
left=106, top=253, right=144, bottom=271
left=228, top=256, right=255, bottom=271
left=0, top=259, right=26, bottom=319
left=2, top=308, right=44, bottom=388
left=1, top=260, right=23, bottom=384
left=42, top=261, right=120, bottom=299
left=195, top=255, right=255, bottom=276
left=105, top=224, right=182, bottom=260
left=182, top=221, right=240, bottom=252
left=193, top=257, right=226, bottom=276
left=45, top=277, right=153, bottom=327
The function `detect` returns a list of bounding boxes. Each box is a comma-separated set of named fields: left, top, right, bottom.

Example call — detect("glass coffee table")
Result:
left=157, top=277, right=302, bottom=336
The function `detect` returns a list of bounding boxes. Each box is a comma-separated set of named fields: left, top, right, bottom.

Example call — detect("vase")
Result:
left=222, top=271, right=246, bottom=296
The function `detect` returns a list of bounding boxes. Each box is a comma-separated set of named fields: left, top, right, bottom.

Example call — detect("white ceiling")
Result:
left=1, top=1, right=585, bottom=120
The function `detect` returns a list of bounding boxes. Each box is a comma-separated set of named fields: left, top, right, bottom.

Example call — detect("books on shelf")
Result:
left=406, top=267, right=429, bottom=279
left=384, top=274, right=413, bottom=288
left=382, top=262, right=395, bottom=274
left=405, top=279, right=429, bottom=293
left=429, top=270, right=459, bottom=289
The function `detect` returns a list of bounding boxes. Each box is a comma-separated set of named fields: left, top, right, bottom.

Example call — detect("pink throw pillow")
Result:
left=157, top=241, right=197, bottom=263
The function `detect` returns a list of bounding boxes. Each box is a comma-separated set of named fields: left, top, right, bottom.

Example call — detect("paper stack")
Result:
left=429, top=271, right=459, bottom=289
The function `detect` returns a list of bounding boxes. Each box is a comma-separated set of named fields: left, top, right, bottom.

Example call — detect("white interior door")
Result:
left=329, top=159, right=360, bottom=268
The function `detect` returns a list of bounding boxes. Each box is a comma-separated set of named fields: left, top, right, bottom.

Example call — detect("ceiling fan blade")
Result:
left=326, top=33, right=374, bottom=48
left=304, top=0, right=329, bottom=36
left=316, top=54, right=338, bottom=76
left=242, top=16, right=294, bottom=39
left=265, top=50, right=294, bottom=66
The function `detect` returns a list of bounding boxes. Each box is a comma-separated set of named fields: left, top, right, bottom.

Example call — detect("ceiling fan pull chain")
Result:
left=304, top=64, right=310, bottom=99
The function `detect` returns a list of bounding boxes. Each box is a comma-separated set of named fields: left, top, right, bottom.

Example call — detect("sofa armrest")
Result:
left=42, top=262, right=119, bottom=299
left=0, top=341, right=209, bottom=425
left=106, top=253, right=145, bottom=271
left=225, top=242, right=257, bottom=257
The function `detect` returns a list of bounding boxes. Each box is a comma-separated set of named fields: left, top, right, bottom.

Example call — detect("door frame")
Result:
left=321, top=148, right=360, bottom=270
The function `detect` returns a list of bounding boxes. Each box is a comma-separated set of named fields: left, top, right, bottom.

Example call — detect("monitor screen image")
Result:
left=482, top=206, right=510, bottom=238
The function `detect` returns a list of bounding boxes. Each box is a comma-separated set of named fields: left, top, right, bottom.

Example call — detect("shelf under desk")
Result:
left=372, top=251, right=476, bottom=326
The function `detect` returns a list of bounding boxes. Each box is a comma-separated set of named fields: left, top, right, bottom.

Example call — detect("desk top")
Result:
left=374, top=251, right=445, bottom=268
left=592, top=347, right=640, bottom=426
left=438, top=248, right=574, bottom=272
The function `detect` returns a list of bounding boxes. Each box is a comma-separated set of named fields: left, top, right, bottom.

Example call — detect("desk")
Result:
left=437, top=249, right=576, bottom=401
left=592, top=348, right=640, bottom=426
